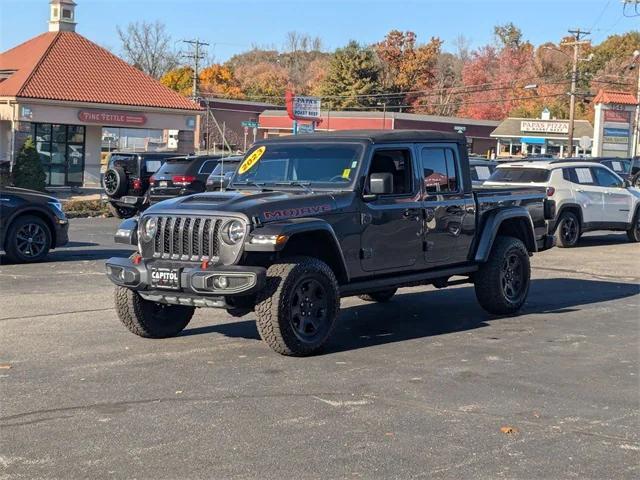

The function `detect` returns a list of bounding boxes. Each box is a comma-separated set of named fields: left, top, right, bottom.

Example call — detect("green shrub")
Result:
left=13, top=138, right=46, bottom=191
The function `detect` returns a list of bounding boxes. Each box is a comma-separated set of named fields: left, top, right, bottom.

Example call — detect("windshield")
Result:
left=488, top=167, right=550, bottom=183
left=232, top=143, right=364, bottom=188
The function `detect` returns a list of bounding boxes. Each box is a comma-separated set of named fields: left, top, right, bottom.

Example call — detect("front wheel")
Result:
left=555, top=211, right=581, bottom=248
left=474, top=236, right=531, bottom=315
left=627, top=210, right=640, bottom=243
left=114, top=286, right=194, bottom=338
left=5, top=215, right=52, bottom=263
left=255, top=257, right=340, bottom=356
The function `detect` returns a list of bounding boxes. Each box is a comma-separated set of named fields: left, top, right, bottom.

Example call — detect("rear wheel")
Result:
left=5, top=215, right=52, bottom=263
left=358, top=288, right=397, bottom=302
left=107, top=202, right=137, bottom=219
left=114, top=286, right=194, bottom=338
left=474, top=236, right=530, bottom=315
left=556, top=211, right=581, bottom=248
left=255, top=257, right=339, bottom=356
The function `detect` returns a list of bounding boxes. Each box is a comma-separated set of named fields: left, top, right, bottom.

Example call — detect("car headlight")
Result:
left=140, top=216, right=157, bottom=242
left=221, top=220, right=245, bottom=245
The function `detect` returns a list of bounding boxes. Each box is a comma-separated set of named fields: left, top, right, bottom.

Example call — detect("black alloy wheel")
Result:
left=289, top=277, right=330, bottom=343
left=103, top=170, right=119, bottom=195
left=15, top=221, right=48, bottom=259
left=559, top=214, right=580, bottom=247
left=500, top=252, right=525, bottom=303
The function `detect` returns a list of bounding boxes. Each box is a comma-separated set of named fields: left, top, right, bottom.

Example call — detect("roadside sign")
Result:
left=292, top=96, right=321, bottom=120
left=241, top=120, right=259, bottom=128
left=298, top=123, right=315, bottom=134
left=579, top=136, right=592, bottom=149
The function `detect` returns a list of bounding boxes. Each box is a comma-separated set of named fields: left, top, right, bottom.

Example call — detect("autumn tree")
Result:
left=234, top=62, right=289, bottom=102
left=160, top=66, right=193, bottom=96
left=199, top=64, right=244, bottom=99
left=317, top=41, right=383, bottom=109
left=117, top=20, right=178, bottom=78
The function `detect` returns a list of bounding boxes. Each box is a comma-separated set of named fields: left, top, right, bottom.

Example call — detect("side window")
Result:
left=573, top=167, right=595, bottom=185
left=420, top=146, right=459, bottom=194
left=199, top=160, right=217, bottom=175
left=592, top=167, right=621, bottom=188
left=368, top=149, right=413, bottom=195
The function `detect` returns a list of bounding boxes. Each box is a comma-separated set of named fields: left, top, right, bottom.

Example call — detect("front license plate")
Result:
left=122, top=196, right=138, bottom=205
left=151, top=267, right=181, bottom=290
left=159, top=181, right=168, bottom=188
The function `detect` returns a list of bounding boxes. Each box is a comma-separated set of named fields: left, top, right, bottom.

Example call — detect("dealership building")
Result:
left=0, top=0, right=202, bottom=187
left=257, top=110, right=500, bottom=155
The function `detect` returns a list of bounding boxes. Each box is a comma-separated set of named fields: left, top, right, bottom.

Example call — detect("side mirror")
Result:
left=369, top=172, right=394, bottom=195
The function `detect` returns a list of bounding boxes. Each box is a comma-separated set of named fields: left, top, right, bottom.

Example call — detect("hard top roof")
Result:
left=496, top=159, right=614, bottom=169
left=260, top=129, right=466, bottom=144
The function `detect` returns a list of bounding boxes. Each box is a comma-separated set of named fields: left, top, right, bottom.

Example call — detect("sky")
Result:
left=1, top=0, right=638, bottom=60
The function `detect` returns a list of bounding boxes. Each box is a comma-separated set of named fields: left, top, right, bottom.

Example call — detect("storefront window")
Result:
left=31, top=123, right=86, bottom=186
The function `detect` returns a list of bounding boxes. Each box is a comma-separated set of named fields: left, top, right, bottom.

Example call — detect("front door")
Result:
left=360, top=147, right=423, bottom=272
left=568, top=167, right=604, bottom=223
left=420, top=144, right=474, bottom=267
left=592, top=166, right=634, bottom=224
left=34, top=124, right=86, bottom=186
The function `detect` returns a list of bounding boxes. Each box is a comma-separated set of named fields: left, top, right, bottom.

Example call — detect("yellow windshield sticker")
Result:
left=238, top=146, right=266, bottom=174
left=342, top=168, right=351, bottom=179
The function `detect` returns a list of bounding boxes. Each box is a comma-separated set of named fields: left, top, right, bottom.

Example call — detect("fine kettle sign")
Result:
left=520, top=121, right=569, bottom=134
left=78, top=109, right=147, bottom=126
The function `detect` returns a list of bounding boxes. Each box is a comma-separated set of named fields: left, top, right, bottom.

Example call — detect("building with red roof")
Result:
left=0, top=0, right=202, bottom=186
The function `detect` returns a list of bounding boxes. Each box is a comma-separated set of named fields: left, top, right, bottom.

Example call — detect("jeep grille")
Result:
left=152, top=216, right=222, bottom=261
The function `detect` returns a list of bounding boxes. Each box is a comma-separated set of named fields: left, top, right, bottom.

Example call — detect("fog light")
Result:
left=213, top=276, right=228, bottom=289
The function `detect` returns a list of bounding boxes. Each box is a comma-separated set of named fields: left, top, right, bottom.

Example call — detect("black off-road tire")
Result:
left=474, top=236, right=530, bottom=315
left=627, top=209, right=640, bottom=243
left=255, top=256, right=340, bottom=356
left=5, top=215, right=52, bottom=263
left=103, top=167, right=128, bottom=198
left=555, top=211, right=581, bottom=248
left=358, top=288, right=397, bottom=303
left=107, top=201, right=137, bottom=219
left=114, top=286, right=194, bottom=338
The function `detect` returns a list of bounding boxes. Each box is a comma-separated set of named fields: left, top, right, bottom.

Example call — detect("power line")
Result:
left=181, top=38, right=210, bottom=99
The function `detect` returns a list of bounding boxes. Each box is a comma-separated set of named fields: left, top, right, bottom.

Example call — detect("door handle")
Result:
left=576, top=188, right=585, bottom=193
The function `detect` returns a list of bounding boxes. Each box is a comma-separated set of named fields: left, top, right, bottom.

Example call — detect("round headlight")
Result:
left=222, top=220, right=245, bottom=245
left=141, top=216, right=157, bottom=242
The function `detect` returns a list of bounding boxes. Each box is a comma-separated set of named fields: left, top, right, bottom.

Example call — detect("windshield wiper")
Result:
left=268, top=181, right=314, bottom=193
left=229, top=180, right=268, bottom=191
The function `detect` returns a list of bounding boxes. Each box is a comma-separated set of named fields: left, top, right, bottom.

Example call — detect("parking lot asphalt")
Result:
left=1, top=218, right=639, bottom=479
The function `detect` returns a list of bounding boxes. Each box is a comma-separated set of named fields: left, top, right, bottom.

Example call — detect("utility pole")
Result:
left=563, top=29, right=590, bottom=157
left=181, top=38, right=209, bottom=99
left=630, top=50, right=640, bottom=158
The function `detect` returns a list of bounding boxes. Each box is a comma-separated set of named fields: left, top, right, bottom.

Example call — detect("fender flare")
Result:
left=551, top=203, right=583, bottom=233
left=245, top=217, right=349, bottom=282
left=474, top=207, right=536, bottom=262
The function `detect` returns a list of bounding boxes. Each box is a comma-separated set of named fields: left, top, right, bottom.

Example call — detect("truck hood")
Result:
left=144, top=189, right=352, bottom=222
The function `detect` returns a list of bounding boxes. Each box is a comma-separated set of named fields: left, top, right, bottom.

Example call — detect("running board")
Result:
left=339, top=265, right=478, bottom=298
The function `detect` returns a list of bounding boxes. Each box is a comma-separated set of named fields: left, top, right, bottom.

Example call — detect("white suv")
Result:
left=484, top=160, right=640, bottom=247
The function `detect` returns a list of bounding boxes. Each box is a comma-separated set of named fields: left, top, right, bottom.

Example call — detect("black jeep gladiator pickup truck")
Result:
left=106, top=130, right=555, bottom=356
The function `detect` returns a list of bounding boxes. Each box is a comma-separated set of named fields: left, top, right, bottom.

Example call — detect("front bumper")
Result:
left=105, top=257, right=266, bottom=307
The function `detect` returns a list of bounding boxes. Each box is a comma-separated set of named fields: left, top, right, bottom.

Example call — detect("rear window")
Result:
left=601, top=159, right=630, bottom=174
left=489, top=167, right=550, bottom=183
left=212, top=162, right=240, bottom=176
left=470, top=164, right=496, bottom=181
left=156, top=158, right=196, bottom=174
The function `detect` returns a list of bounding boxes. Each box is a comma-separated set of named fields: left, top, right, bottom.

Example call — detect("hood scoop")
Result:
left=185, top=195, right=230, bottom=203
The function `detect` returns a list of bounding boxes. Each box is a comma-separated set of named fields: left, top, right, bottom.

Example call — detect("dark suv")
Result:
left=205, top=156, right=243, bottom=191
left=1, top=186, right=69, bottom=263
left=102, top=152, right=177, bottom=218
left=148, top=155, right=221, bottom=204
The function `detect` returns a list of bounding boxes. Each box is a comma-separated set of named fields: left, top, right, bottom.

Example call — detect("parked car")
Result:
left=148, top=155, right=221, bottom=204
left=0, top=186, right=69, bottom=263
left=586, top=157, right=640, bottom=187
left=106, top=130, right=555, bottom=356
left=205, top=156, right=243, bottom=191
left=468, top=158, right=497, bottom=186
left=102, top=152, right=177, bottom=218
left=483, top=159, right=640, bottom=247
